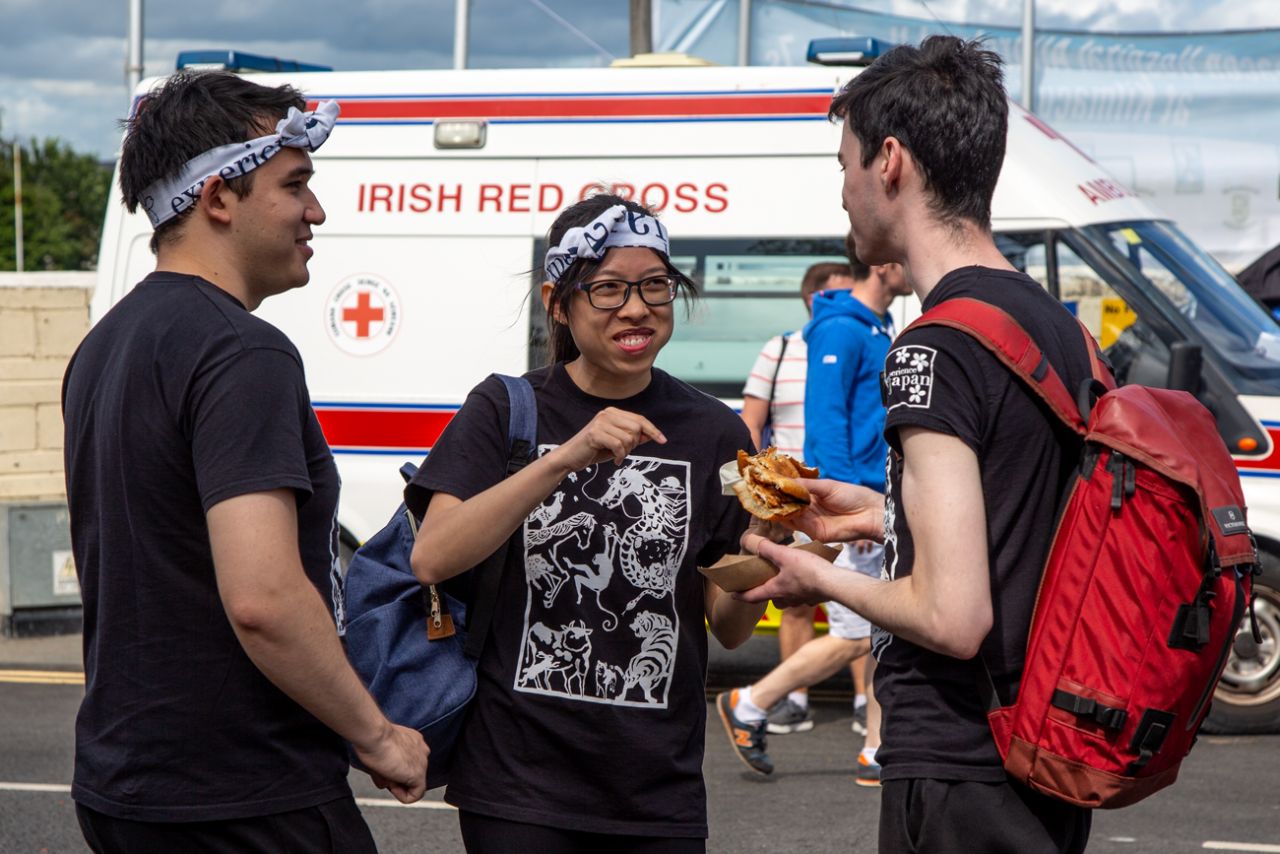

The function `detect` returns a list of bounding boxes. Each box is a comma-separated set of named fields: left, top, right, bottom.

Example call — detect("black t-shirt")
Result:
left=62, top=273, right=349, bottom=821
left=408, top=364, right=750, bottom=837
left=874, top=266, right=1093, bottom=783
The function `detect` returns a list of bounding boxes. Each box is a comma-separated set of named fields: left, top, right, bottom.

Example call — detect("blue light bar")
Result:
left=175, top=50, right=332, bottom=73
left=806, top=37, right=894, bottom=67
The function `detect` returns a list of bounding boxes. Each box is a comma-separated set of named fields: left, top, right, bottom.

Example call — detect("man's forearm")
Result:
left=817, top=563, right=982, bottom=659
left=413, top=450, right=574, bottom=583
left=228, top=581, right=391, bottom=752
left=740, top=396, right=768, bottom=451
left=705, top=581, right=766, bottom=649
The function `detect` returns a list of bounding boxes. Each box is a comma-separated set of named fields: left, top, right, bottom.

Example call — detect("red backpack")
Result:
left=907, top=297, right=1259, bottom=809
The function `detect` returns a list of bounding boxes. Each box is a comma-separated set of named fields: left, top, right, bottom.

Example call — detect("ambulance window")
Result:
left=995, top=232, right=1052, bottom=294
left=1055, top=240, right=1134, bottom=349
left=655, top=240, right=847, bottom=397
left=1101, top=228, right=1196, bottom=317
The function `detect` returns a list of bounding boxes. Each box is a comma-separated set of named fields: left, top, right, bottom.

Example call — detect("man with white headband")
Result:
left=62, top=71, right=427, bottom=853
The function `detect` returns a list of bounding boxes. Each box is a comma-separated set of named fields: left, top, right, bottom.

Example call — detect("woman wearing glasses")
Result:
left=407, top=193, right=763, bottom=852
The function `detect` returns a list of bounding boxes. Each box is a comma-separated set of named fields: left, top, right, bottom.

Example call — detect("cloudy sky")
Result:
left=3, top=0, right=1279, bottom=159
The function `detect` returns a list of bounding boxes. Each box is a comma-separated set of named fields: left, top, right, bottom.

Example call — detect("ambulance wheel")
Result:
left=1202, top=550, right=1280, bottom=734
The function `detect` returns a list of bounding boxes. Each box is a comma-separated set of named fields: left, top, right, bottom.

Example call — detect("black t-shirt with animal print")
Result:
left=408, top=363, right=750, bottom=838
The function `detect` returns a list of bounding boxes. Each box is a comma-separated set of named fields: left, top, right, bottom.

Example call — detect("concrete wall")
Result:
left=0, top=272, right=94, bottom=503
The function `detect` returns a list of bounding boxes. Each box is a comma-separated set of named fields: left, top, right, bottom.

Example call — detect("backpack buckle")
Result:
left=1050, top=689, right=1128, bottom=731
left=1126, top=708, right=1176, bottom=775
left=1168, top=571, right=1219, bottom=651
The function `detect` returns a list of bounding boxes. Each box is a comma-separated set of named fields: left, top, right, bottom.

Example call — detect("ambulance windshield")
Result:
left=1080, top=220, right=1280, bottom=392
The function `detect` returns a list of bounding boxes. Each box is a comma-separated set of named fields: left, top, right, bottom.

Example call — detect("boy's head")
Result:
left=120, top=71, right=306, bottom=253
left=800, top=261, right=854, bottom=314
left=830, top=36, right=1008, bottom=241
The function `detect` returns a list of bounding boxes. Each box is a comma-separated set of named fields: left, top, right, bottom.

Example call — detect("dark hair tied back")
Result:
left=541, top=193, right=694, bottom=365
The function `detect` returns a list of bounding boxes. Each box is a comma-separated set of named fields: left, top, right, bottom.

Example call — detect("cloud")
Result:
left=887, top=0, right=1280, bottom=31
left=0, top=0, right=633, bottom=155
left=2, top=0, right=1278, bottom=158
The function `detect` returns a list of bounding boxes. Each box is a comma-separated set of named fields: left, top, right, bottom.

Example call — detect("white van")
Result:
left=94, top=59, right=1279, bottom=733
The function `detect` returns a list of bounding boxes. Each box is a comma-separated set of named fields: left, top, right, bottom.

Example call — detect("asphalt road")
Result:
left=2, top=678, right=1278, bottom=853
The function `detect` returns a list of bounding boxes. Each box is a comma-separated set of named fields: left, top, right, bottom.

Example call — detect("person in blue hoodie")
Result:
left=805, top=260, right=908, bottom=493
left=716, top=250, right=909, bottom=784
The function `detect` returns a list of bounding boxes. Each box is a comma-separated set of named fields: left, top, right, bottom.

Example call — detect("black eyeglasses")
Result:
left=575, top=275, right=680, bottom=310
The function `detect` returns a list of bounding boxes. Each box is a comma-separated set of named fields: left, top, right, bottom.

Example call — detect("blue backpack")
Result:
left=341, top=374, right=536, bottom=789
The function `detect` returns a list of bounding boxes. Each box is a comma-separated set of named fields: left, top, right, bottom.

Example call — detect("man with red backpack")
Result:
left=740, top=36, right=1095, bottom=853
left=742, top=33, right=1257, bottom=854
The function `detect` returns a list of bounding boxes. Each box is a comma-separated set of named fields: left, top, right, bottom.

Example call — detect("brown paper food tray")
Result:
left=699, top=541, right=840, bottom=593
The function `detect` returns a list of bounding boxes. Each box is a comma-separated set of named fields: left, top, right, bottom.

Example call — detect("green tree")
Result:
left=0, top=134, right=112, bottom=271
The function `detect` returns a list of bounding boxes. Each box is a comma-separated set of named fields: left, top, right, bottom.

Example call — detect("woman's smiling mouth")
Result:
left=614, top=328, right=655, bottom=354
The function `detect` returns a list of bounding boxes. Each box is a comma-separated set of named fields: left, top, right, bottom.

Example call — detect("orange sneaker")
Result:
left=856, top=752, right=882, bottom=788
left=715, top=690, right=773, bottom=775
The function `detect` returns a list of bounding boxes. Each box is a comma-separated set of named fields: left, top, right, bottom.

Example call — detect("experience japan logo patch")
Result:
left=884, top=345, right=936, bottom=410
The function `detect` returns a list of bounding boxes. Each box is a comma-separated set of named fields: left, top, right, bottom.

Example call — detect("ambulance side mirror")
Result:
left=1167, top=341, right=1202, bottom=394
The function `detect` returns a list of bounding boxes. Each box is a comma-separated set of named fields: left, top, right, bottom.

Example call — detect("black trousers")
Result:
left=76, top=796, right=377, bottom=854
left=459, top=810, right=706, bottom=854
left=879, top=778, right=1092, bottom=854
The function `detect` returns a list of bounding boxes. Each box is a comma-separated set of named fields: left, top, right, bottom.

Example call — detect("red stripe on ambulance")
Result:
left=1235, top=426, right=1280, bottom=472
left=314, top=407, right=457, bottom=451
left=308, top=92, right=832, bottom=122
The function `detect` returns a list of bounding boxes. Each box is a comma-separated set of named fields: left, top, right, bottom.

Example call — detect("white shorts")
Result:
left=825, top=543, right=883, bottom=641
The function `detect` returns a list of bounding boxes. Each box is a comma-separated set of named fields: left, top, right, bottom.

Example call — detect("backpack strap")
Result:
left=462, top=374, right=538, bottom=659
left=763, top=332, right=792, bottom=438
left=905, top=298, right=1105, bottom=711
left=770, top=333, right=792, bottom=401
left=1077, top=319, right=1117, bottom=392
left=500, top=374, right=537, bottom=474
left=902, top=298, right=1088, bottom=437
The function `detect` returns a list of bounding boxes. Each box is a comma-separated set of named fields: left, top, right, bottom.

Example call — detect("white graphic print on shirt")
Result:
left=514, top=451, right=689, bottom=709
left=871, top=451, right=897, bottom=659
left=329, top=506, right=347, bottom=636
left=884, top=345, right=937, bottom=411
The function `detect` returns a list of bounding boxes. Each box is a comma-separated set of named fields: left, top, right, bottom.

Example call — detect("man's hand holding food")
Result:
left=733, top=458, right=887, bottom=609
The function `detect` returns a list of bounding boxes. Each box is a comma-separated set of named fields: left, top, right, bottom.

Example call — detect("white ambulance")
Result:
left=94, top=55, right=1279, bottom=733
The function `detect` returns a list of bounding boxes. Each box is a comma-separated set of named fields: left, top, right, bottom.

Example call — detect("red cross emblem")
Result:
left=341, top=290, right=386, bottom=338
left=326, top=274, right=401, bottom=356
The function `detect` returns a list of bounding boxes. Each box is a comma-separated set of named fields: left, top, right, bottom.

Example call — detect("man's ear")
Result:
left=881, top=137, right=904, bottom=193
left=200, top=175, right=234, bottom=226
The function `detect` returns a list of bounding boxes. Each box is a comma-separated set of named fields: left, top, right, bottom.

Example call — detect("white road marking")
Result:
left=1204, top=844, right=1280, bottom=852
left=1108, top=838, right=1137, bottom=843
left=354, top=797, right=455, bottom=810
left=0, top=783, right=72, bottom=793
left=0, top=670, right=84, bottom=686
left=0, top=783, right=454, bottom=813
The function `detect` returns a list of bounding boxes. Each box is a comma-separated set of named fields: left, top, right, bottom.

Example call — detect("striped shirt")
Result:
left=742, top=331, right=808, bottom=458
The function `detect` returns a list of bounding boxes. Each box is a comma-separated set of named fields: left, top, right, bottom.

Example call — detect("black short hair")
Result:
left=119, top=71, right=306, bottom=253
left=829, top=36, right=1008, bottom=230
left=541, top=192, right=693, bottom=365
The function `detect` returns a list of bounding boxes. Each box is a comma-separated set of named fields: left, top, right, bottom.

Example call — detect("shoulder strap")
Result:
left=463, top=374, right=537, bottom=659
left=767, top=332, right=792, bottom=410
left=1077, top=317, right=1117, bottom=392
left=902, top=298, right=1089, bottom=436
left=906, top=300, right=1112, bottom=711
left=498, top=374, right=537, bottom=472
